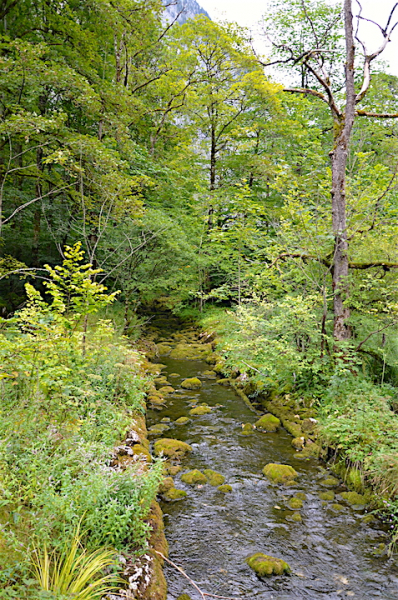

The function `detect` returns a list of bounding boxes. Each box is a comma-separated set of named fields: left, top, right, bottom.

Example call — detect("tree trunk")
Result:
left=330, top=0, right=356, bottom=342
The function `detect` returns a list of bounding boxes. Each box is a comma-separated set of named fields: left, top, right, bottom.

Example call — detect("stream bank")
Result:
left=140, top=313, right=398, bottom=600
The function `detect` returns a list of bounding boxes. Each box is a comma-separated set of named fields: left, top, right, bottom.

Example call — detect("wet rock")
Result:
left=169, top=373, right=181, bottom=378
left=156, top=343, right=173, bottom=355
left=154, top=377, right=169, bottom=386
left=202, top=370, right=217, bottom=379
left=190, top=405, right=212, bottom=416
left=288, top=497, right=303, bottom=510
left=158, top=477, right=175, bottom=494
left=181, top=469, right=208, bottom=485
left=218, top=484, right=232, bottom=493
left=246, top=553, right=291, bottom=577
left=148, top=395, right=166, bottom=406
left=292, top=436, right=305, bottom=450
left=203, top=469, right=225, bottom=486
left=255, top=414, right=280, bottom=432
left=286, top=511, right=302, bottom=523
left=340, top=491, right=368, bottom=506
left=181, top=377, right=202, bottom=390
left=158, top=386, right=175, bottom=395
left=154, top=438, right=192, bottom=459
left=163, top=462, right=182, bottom=476
left=161, top=417, right=171, bottom=423
left=175, top=417, right=190, bottom=425
left=263, top=463, right=298, bottom=484
left=319, top=477, right=340, bottom=487
left=330, top=503, right=345, bottom=512
left=241, top=423, right=255, bottom=435
left=162, top=488, right=187, bottom=501
left=319, top=491, right=335, bottom=501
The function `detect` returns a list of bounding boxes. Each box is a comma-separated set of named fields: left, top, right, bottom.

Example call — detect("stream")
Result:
left=146, top=319, right=398, bottom=600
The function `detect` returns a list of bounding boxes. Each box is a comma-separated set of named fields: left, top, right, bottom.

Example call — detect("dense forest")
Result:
left=1, top=0, right=398, bottom=598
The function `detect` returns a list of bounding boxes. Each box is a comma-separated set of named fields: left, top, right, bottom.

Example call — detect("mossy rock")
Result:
left=241, top=423, right=255, bottom=435
left=295, top=492, right=306, bottom=501
left=286, top=511, right=302, bottom=523
left=255, top=414, right=280, bottom=432
left=319, top=491, right=335, bottom=501
left=158, top=476, right=175, bottom=494
left=161, top=417, right=171, bottom=423
left=340, top=491, right=368, bottom=506
left=217, top=378, right=230, bottom=386
left=175, top=416, right=190, bottom=425
left=190, top=405, right=212, bottom=416
left=298, top=442, right=321, bottom=459
left=181, top=377, right=202, bottom=390
left=320, top=477, right=340, bottom=487
left=362, top=514, right=376, bottom=524
left=169, top=373, right=181, bottom=378
left=163, top=462, right=182, bottom=476
left=162, top=488, right=187, bottom=501
left=158, top=386, right=175, bottom=395
left=203, top=469, right=225, bottom=486
left=169, top=345, right=203, bottom=360
left=283, top=420, right=303, bottom=438
left=288, top=497, right=303, bottom=510
left=218, top=484, right=232, bottom=493
left=157, top=343, right=173, bottom=355
left=301, top=418, right=318, bottom=434
left=148, top=395, right=166, bottom=406
left=132, top=444, right=152, bottom=462
left=246, top=553, right=291, bottom=577
left=181, top=469, right=207, bottom=485
left=202, top=370, right=217, bottom=379
left=263, top=463, right=298, bottom=485
left=213, top=362, right=225, bottom=374
left=292, top=436, right=306, bottom=450
left=330, top=503, right=345, bottom=512
left=154, top=377, right=169, bottom=385
left=154, top=438, right=192, bottom=459
left=177, top=595, right=192, bottom=600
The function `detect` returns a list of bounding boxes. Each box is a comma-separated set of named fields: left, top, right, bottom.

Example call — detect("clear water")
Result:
left=146, top=330, right=398, bottom=600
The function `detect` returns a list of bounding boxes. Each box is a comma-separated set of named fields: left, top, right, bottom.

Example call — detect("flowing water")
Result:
left=146, top=322, right=398, bottom=600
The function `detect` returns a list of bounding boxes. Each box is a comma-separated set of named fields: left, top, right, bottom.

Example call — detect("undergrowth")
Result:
left=0, top=245, right=162, bottom=599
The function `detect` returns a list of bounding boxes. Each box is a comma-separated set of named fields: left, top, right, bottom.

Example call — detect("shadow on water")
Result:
left=146, top=324, right=398, bottom=600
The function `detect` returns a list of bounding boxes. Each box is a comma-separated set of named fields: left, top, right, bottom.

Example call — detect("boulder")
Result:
left=190, top=405, right=212, bottom=416
left=162, top=488, right=187, bottom=501
left=246, top=553, right=290, bottom=577
left=203, top=469, right=225, bottom=486
left=154, top=438, right=192, bottom=459
left=218, top=484, right=232, bottom=493
left=175, top=417, right=190, bottom=425
left=158, top=386, right=175, bottom=395
left=181, top=469, right=208, bottom=485
left=288, top=497, right=303, bottom=510
left=340, top=491, right=367, bottom=506
left=263, top=463, right=298, bottom=484
left=181, top=377, right=202, bottom=390
left=255, top=414, right=280, bottom=432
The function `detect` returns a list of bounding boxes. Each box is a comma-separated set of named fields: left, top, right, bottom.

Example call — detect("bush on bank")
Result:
left=0, top=246, right=162, bottom=599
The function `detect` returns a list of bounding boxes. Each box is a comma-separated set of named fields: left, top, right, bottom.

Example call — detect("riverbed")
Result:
left=146, top=323, right=398, bottom=600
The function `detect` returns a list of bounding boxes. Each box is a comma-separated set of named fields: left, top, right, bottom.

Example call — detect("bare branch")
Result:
left=284, top=87, right=329, bottom=103
left=2, top=184, right=74, bottom=226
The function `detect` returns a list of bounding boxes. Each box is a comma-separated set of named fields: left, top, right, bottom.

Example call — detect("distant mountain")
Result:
left=163, top=0, right=210, bottom=24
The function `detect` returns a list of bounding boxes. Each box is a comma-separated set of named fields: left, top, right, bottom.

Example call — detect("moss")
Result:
left=346, top=468, right=364, bottom=493
left=340, top=491, right=368, bottom=506
left=246, top=553, right=291, bottom=577
left=177, top=595, right=192, bottom=600
left=241, top=423, right=255, bottom=435
left=175, top=417, right=190, bottom=425
left=181, top=377, right=202, bottom=390
left=163, top=462, right=182, bottom=476
left=169, top=373, right=181, bottom=378
left=154, top=377, right=169, bottom=385
left=362, top=514, right=376, bottom=524
left=203, top=469, right=225, bottom=486
left=292, top=436, right=306, bottom=450
left=331, top=503, right=345, bottom=512
left=255, top=414, right=280, bottom=432
left=298, top=442, right=321, bottom=459
left=320, top=477, right=340, bottom=487
left=295, top=492, right=306, bottom=501
left=263, top=463, right=298, bottom=484
left=283, top=420, right=303, bottom=438
left=132, top=444, right=152, bottom=462
left=156, top=343, right=173, bottom=355
left=288, top=497, right=303, bottom=509
left=319, top=491, right=335, bottom=501
left=286, top=511, right=302, bottom=522
left=202, top=370, right=217, bottom=379
left=143, top=554, right=167, bottom=600
left=158, top=477, right=174, bottom=494
left=154, top=438, right=192, bottom=459
left=162, top=488, right=187, bottom=501
left=301, top=418, right=318, bottom=434
left=213, top=362, right=226, bottom=374
left=158, top=386, right=175, bottom=395
left=217, top=378, right=230, bottom=386
left=148, top=395, right=166, bottom=406
left=181, top=469, right=208, bottom=485
left=161, top=417, right=171, bottom=423
left=218, top=484, right=232, bottom=493
left=169, top=345, right=205, bottom=360
left=190, top=405, right=212, bottom=416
